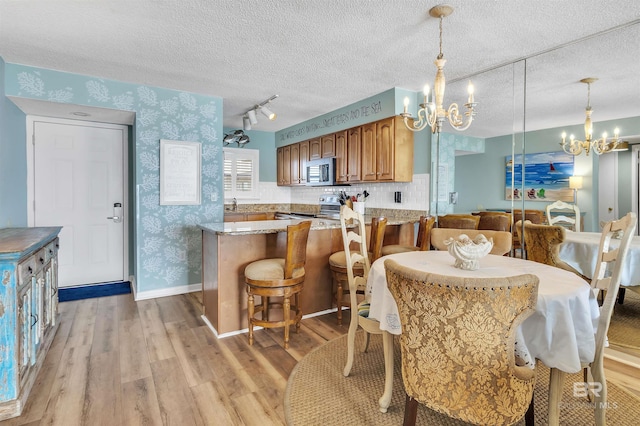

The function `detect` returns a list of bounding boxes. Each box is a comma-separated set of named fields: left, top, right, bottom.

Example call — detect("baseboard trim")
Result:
left=58, top=281, right=131, bottom=302
left=134, top=283, right=201, bottom=301
left=203, top=308, right=337, bottom=339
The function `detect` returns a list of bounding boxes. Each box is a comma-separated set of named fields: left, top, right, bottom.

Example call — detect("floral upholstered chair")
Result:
left=385, top=259, right=539, bottom=426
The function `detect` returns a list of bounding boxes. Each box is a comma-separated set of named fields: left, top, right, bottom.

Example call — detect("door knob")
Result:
left=608, top=207, right=613, bottom=213
left=108, top=202, right=123, bottom=223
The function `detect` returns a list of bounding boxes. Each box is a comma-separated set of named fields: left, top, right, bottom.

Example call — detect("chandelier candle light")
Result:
left=400, top=4, right=477, bottom=134
left=560, top=78, right=620, bottom=156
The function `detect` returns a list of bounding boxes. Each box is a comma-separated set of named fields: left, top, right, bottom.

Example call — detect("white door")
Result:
left=598, top=152, right=618, bottom=227
left=30, top=119, right=126, bottom=288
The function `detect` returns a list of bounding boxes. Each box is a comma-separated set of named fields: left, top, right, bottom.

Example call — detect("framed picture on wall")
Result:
left=505, top=151, right=574, bottom=202
left=160, top=139, right=202, bottom=205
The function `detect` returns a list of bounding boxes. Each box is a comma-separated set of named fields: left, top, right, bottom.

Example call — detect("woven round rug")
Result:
left=608, top=289, right=640, bottom=349
left=285, top=332, right=640, bottom=425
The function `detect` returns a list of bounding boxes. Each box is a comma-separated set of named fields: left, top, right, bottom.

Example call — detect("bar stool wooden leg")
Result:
left=248, top=293, right=255, bottom=346
left=283, top=295, right=291, bottom=349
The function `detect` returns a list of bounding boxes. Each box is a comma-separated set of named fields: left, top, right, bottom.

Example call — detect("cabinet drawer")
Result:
left=44, top=239, right=59, bottom=263
left=18, top=256, right=37, bottom=284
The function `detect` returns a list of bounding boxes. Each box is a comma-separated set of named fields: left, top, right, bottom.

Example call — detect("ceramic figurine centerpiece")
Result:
left=445, top=234, right=493, bottom=270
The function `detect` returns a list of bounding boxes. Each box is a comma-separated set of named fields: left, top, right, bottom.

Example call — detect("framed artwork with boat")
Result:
left=505, top=151, right=574, bottom=201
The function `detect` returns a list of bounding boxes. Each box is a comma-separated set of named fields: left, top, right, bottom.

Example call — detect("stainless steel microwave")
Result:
left=306, top=157, right=336, bottom=186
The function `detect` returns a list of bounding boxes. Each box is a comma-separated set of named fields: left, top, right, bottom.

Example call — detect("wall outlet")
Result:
left=210, top=193, right=218, bottom=202
left=449, top=192, right=458, bottom=205
left=394, top=191, right=402, bottom=203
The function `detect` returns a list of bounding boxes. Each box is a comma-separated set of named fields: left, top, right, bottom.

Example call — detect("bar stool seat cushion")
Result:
left=381, top=245, right=420, bottom=255
left=329, top=250, right=371, bottom=268
left=245, top=258, right=305, bottom=283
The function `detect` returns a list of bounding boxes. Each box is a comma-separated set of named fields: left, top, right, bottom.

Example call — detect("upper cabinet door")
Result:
left=299, top=140, right=310, bottom=184
left=290, top=142, right=301, bottom=185
left=321, top=134, right=336, bottom=158
left=347, top=127, right=362, bottom=182
left=376, top=117, right=394, bottom=181
left=361, top=122, right=377, bottom=181
left=334, top=131, right=348, bottom=183
left=309, top=138, right=321, bottom=160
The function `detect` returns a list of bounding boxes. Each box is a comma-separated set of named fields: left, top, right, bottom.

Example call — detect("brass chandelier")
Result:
left=560, top=78, right=620, bottom=156
left=400, top=4, right=477, bottom=134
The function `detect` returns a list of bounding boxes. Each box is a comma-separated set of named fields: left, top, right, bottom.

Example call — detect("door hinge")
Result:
left=32, top=134, right=35, bottom=145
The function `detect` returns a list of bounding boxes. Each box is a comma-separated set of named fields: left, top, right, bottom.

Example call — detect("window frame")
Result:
left=223, top=147, right=260, bottom=200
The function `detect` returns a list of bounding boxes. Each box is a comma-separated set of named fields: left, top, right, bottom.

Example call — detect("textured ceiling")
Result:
left=1, top=0, right=639, bottom=139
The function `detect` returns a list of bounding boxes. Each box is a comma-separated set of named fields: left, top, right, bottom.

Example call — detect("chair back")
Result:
left=385, top=259, right=539, bottom=425
left=437, top=214, right=480, bottom=230
left=477, top=213, right=511, bottom=232
left=592, top=212, right=637, bottom=363
left=515, top=220, right=567, bottom=267
left=284, top=221, right=312, bottom=279
left=339, top=206, right=370, bottom=295
left=415, top=216, right=436, bottom=250
left=368, top=216, right=388, bottom=262
left=546, top=200, right=581, bottom=231
left=430, top=228, right=512, bottom=256
left=512, top=209, right=544, bottom=224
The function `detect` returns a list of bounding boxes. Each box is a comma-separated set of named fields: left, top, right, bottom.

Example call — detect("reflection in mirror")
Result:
left=452, top=21, right=640, bottom=236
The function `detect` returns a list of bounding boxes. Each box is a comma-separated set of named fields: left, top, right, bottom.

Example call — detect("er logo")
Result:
left=573, top=381, right=603, bottom=397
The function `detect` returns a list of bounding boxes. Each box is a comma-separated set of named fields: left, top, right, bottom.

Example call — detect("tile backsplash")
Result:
left=233, top=173, right=430, bottom=213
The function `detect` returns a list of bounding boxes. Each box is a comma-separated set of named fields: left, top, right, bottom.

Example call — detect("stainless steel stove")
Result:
left=318, top=194, right=342, bottom=219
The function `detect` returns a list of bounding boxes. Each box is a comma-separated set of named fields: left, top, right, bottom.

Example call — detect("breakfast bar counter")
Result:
left=199, top=215, right=419, bottom=336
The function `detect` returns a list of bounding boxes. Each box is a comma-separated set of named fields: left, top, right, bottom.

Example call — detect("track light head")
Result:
left=242, top=115, right=252, bottom=131
left=261, top=105, right=276, bottom=121
left=247, top=109, right=258, bottom=124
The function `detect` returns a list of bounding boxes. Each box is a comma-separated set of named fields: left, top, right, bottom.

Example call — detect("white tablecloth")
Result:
left=559, top=231, right=640, bottom=287
left=367, top=251, right=599, bottom=373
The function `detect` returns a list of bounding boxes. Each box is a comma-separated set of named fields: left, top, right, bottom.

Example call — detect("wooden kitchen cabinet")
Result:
left=320, top=134, right=336, bottom=158
left=0, top=227, right=61, bottom=421
left=335, top=130, right=348, bottom=183
left=347, top=126, right=363, bottom=182
left=361, top=116, right=413, bottom=182
left=277, top=116, right=413, bottom=185
left=277, top=145, right=291, bottom=186
left=309, top=138, right=321, bottom=160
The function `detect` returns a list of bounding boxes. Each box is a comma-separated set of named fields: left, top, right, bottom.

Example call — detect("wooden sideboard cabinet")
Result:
left=0, top=227, right=62, bottom=421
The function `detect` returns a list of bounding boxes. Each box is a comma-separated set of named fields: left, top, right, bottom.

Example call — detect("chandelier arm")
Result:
left=446, top=103, right=474, bottom=131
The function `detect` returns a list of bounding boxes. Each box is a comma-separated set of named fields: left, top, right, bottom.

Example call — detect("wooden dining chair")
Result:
left=385, top=259, right=539, bottom=426
left=475, top=211, right=512, bottom=232
left=381, top=215, right=435, bottom=255
left=430, top=228, right=513, bottom=256
left=340, top=206, right=394, bottom=413
left=244, top=220, right=311, bottom=349
left=512, top=209, right=545, bottom=257
left=437, top=214, right=480, bottom=230
left=546, top=200, right=581, bottom=231
left=329, top=215, right=387, bottom=324
left=547, top=212, right=637, bottom=426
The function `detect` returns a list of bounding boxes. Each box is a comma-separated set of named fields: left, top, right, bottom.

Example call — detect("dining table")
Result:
left=365, top=250, right=600, bottom=423
left=558, top=230, right=640, bottom=288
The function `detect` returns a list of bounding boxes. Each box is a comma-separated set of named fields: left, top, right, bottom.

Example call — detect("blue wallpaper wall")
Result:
left=0, top=58, right=29, bottom=227
left=3, top=62, right=223, bottom=294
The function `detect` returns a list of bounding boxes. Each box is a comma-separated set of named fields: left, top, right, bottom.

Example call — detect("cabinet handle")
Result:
left=28, top=266, right=33, bottom=274
left=31, top=313, right=38, bottom=328
left=39, top=257, right=45, bottom=264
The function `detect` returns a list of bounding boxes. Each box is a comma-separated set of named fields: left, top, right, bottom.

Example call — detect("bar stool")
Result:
left=329, top=215, right=387, bottom=325
left=381, top=215, right=435, bottom=255
left=245, top=220, right=311, bottom=349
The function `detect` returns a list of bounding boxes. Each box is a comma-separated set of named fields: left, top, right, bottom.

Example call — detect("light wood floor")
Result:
left=2, top=292, right=639, bottom=426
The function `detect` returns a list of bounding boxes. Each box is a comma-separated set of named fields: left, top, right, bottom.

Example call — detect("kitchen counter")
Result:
left=199, top=214, right=421, bottom=235
left=199, top=215, right=420, bottom=337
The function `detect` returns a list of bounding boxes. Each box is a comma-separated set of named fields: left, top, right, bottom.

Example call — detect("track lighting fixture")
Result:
left=260, top=105, right=276, bottom=120
left=223, top=130, right=250, bottom=147
left=242, top=94, right=278, bottom=128
left=242, top=115, right=252, bottom=131
left=247, top=109, right=258, bottom=125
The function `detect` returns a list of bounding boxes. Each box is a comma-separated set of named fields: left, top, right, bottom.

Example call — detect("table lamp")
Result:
left=569, top=176, right=583, bottom=205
